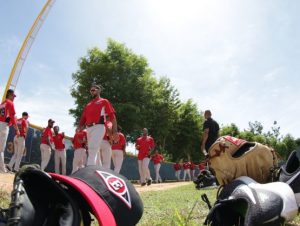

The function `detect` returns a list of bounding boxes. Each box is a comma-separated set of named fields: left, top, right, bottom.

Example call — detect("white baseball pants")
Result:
left=190, top=170, right=195, bottom=181
left=40, top=143, right=51, bottom=171
left=86, top=124, right=105, bottom=166
left=97, top=140, right=112, bottom=169
left=8, top=136, right=25, bottom=171
left=183, top=169, right=191, bottom=181
left=0, top=122, right=9, bottom=173
left=72, top=148, right=86, bottom=174
left=112, top=150, right=123, bottom=174
left=175, top=170, right=181, bottom=181
left=55, top=149, right=66, bottom=175
left=154, top=163, right=162, bottom=182
left=138, top=157, right=151, bottom=184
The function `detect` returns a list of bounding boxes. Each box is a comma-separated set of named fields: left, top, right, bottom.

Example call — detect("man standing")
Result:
left=111, top=126, right=126, bottom=174
left=201, top=110, right=220, bottom=157
left=79, top=84, right=118, bottom=166
left=0, top=89, right=19, bottom=173
left=53, top=126, right=66, bottom=175
left=40, top=119, right=55, bottom=171
left=183, top=160, right=191, bottom=181
left=190, top=161, right=196, bottom=181
left=135, top=128, right=155, bottom=186
left=151, top=150, right=164, bottom=183
left=72, top=128, right=87, bottom=173
left=173, top=162, right=181, bottom=181
left=8, top=112, right=29, bottom=172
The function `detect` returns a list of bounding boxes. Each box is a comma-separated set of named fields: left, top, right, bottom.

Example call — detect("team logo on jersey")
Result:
left=95, top=170, right=132, bottom=208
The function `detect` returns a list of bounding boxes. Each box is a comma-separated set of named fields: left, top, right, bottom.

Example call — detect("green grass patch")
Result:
left=138, top=184, right=216, bottom=226
left=0, top=188, right=10, bottom=208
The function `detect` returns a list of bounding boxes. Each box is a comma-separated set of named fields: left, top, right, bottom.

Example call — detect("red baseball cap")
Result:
left=50, top=166, right=143, bottom=226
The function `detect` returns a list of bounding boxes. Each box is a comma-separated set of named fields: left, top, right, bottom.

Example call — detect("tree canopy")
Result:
left=70, top=39, right=299, bottom=162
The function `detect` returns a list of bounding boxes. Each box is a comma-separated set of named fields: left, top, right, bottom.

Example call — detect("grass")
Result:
left=138, top=184, right=217, bottom=226
left=1, top=184, right=300, bottom=226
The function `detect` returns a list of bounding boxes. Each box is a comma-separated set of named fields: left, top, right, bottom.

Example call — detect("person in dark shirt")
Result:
left=201, top=110, right=220, bottom=157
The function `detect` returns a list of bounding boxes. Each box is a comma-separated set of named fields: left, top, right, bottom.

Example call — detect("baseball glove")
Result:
left=208, top=136, right=278, bottom=185
left=203, top=176, right=298, bottom=226
left=194, top=170, right=217, bottom=189
left=0, top=164, right=92, bottom=226
left=0, top=165, right=144, bottom=226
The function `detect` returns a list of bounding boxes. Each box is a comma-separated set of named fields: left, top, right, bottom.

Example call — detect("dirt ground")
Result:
left=0, top=172, right=14, bottom=192
left=134, top=181, right=191, bottom=193
left=0, top=172, right=191, bottom=194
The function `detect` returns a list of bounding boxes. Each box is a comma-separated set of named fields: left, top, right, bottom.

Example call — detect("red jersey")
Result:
left=79, top=97, right=116, bottom=127
left=41, top=127, right=53, bottom=145
left=183, top=162, right=191, bottom=170
left=199, top=162, right=206, bottom=171
left=73, top=130, right=87, bottom=149
left=53, top=133, right=65, bottom=150
left=190, top=163, right=196, bottom=170
left=0, top=99, right=17, bottom=125
left=151, top=154, right=164, bottom=165
left=112, top=132, right=126, bottom=150
left=174, top=163, right=181, bottom=171
left=16, top=118, right=28, bottom=137
left=103, top=121, right=112, bottom=141
left=135, top=136, right=155, bottom=160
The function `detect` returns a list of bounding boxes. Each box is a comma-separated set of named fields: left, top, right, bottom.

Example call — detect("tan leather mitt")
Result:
left=208, top=136, right=278, bottom=185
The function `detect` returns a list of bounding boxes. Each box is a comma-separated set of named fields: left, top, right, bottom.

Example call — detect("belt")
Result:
left=86, top=116, right=105, bottom=128
left=86, top=122, right=104, bottom=128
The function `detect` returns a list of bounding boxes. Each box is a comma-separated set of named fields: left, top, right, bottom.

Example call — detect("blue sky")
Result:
left=1, top=0, right=300, bottom=140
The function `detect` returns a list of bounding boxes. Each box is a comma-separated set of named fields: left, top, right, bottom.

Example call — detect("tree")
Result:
left=248, top=121, right=263, bottom=135
left=69, top=39, right=185, bottom=159
left=220, top=123, right=240, bottom=137
left=70, top=39, right=153, bottom=141
left=238, top=130, right=255, bottom=142
left=170, top=99, right=203, bottom=161
left=282, top=134, right=297, bottom=158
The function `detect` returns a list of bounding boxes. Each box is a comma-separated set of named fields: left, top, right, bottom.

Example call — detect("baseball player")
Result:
left=79, top=84, right=118, bottom=166
left=111, top=126, right=126, bottom=174
left=40, top=119, right=55, bottom=171
left=0, top=89, right=19, bottom=173
left=151, top=150, right=164, bottom=183
left=96, top=117, right=113, bottom=169
left=190, top=161, right=196, bottom=181
left=135, top=128, right=155, bottom=186
left=199, top=161, right=206, bottom=172
left=53, top=126, right=66, bottom=175
left=173, top=162, right=181, bottom=181
left=7, top=112, right=29, bottom=172
left=183, top=160, right=191, bottom=181
left=71, top=128, right=87, bottom=174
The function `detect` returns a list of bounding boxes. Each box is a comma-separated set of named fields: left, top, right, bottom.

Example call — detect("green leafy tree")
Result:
left=275, top=142, right=288, bottom=159
left=238, top=130, right=255, bottom=141
left=248, top=121, right=263, bottom=135
left=220, top=123, right=240, bottom=137
left=170, top=99, right=203, bottom=161
left=282, top=134, right=297, bottom=158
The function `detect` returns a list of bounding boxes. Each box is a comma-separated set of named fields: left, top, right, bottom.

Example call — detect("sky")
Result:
left=1, top=0, right=300, bottom=141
